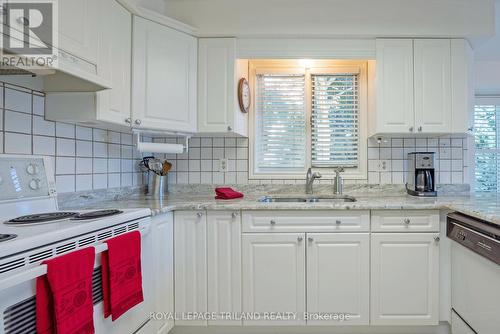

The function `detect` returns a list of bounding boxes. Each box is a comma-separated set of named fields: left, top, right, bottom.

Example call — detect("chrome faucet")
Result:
left=333, top=167, right=344, bottom=195
left=305, top=168, right=322, bottom=194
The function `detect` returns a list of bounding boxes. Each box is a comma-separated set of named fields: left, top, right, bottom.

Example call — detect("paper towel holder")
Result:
left=133, top=129, right=191, bottom=154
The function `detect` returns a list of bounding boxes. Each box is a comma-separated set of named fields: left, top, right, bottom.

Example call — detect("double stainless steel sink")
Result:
left=258, top=195, right=356, bottom=203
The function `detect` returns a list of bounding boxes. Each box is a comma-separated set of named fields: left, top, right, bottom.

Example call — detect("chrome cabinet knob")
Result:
left=434, top=236, right=440, bottom=242
left=418, top=126, right=422, bottom=132
left=227, top=126, right=232, bottom=131
left=197, top=212, right=203, bottom=218
left=125, top=117, right=132, bottom=124
left=404, top=218, right=411, bottom=224
left=467, top=126, right=474, bottom=132
left=335, top=220, right=342, bottom=224
left=297, top=236, right=303, bottom=242
left=135, top=119, right=142, bottom=125
left=409, top=126, right=414, bottom=132
left=231, top=212, right=238, bottom=218
left=308, top=237, right=314, bottom=242
left=270, top=220, right=276, bottom=225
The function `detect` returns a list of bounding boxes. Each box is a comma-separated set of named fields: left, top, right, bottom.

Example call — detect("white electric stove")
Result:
left=0, top=155, right=154, bottom=334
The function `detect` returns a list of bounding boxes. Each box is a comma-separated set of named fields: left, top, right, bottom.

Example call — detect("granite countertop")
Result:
left=58, top=185, right=500, bottom=226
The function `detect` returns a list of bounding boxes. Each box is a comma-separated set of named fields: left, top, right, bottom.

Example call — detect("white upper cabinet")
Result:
left=375, top=39, right=415, bottom=134
left=414, top=39, right=452, bottom=133
left=373, top=38, right=472, bottom=137
left=58, top=0, right=99, bottom=65
left=451, top=39, right=474, bottom=134
left=45, top=0, right=132, bottom=128
left=132, top=16, right=197, bottom=133
left=198, top=38, right=248, bottom=136
left=371, top=233, right=440, bottom=326
left=96, top=0, right=132, bottom=126
left=307, top=233, right=370, bottom=325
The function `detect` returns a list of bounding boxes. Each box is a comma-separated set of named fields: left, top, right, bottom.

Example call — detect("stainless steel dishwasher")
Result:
left=447, top=212, right=500, bottom=334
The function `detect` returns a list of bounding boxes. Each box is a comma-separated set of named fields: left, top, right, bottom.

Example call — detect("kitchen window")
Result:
left=474, top=99, right=500, bottom=192
left=249, top=60, right=368, bottom=179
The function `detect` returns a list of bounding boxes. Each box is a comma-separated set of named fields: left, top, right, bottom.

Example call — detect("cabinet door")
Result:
left=152, top=213, right=175, bottom=334
left=414, top=39, right=452, bottom=133
left=207, top=211, right=242, bottom=326
left=242, top=233, right=306, bottom=326
left=375, top=39, right=415, bottom=134
left=96, top=0, right=132, bottom=126
left=307, top=233, right=369, bottom=325
left=371, top=233, right=440, bottom=325
left=198, top=38, right=236, bottom=133
left=451, top=39, right=474, bottom=134
left=58, top=0, right=99, bottom=64
left=132, top=17, right=197, bottom=132
left=174, top=211, right=207, bottom=326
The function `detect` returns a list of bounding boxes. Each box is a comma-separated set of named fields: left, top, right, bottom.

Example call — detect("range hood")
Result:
left=0, top=49, right=111, bottom=92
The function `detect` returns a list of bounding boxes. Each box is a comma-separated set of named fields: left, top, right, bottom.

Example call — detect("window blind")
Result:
left=311, top=74, right=359, bottom=167
left=255, top=74, right=306, bottom=169
left=474, top=104, right=500, bottom=192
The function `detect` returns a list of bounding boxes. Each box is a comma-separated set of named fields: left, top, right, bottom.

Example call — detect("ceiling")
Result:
left=135, top=0, right=500, bottom=60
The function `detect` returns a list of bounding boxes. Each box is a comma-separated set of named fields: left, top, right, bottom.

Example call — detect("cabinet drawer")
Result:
left=242, top=211, right=370, bottom=233
left=371, top=210, right=439, bottom=232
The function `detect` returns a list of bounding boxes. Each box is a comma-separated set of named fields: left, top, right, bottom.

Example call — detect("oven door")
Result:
left=0, top=220, right=153, bottom=334
left=452, top=241, right=500, bottom=334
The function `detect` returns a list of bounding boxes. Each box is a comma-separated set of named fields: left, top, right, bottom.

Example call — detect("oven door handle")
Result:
left=0, top=227, right=150, bottom=291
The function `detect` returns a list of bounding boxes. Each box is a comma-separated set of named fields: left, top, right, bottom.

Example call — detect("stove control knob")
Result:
left=29, top=179, right=41, bottom=190
left=26, top=164, right=39, bottom=175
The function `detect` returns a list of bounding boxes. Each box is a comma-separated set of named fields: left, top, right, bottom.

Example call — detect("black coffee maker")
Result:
left=406, top=152, right=437, bottom=197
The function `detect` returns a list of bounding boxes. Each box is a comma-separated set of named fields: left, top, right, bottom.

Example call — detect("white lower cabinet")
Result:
left=173, top=210, right=442, bottom=330
left=242, top=233, right=306, bottom=326
left=151, top=213, right=175, bottom=334
left=370, top=233, right=440, bottom=325
left=307, top=233, right=370, bottom=325
left=207, top=211, right=242, bottom=325
left=174, top=211, right=207, bottom=326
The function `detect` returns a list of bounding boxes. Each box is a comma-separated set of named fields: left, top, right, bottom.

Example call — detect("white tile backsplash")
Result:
left=5, top=132, right=31, bottom=154
left=5, top=87, right=31, bottom=113
left=156, top=135, right=469, bottom=185
left=0, top=82, right=146, bottom=193
left=5, top=110, right=32, bottom=133
left=0, top=82, right=469, bottom=190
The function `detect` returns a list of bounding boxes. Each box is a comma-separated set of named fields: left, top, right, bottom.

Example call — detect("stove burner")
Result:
left=71, top=210, right=123, bottom=220
left=6, top=212, right=79, bottom=225
left=0, top=234, right=17, bottom=242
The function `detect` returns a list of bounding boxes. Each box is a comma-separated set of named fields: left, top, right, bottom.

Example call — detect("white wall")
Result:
left=162, top=0, right=494, bottom=38
left=475, top=61, right=500, bottom=95
left=475, top=0, right=500, bottom=94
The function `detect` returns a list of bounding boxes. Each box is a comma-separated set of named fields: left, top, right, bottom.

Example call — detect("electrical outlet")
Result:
left=379, top=160, right=391, bottom=171
left=219, top=158, right=228, bottom=172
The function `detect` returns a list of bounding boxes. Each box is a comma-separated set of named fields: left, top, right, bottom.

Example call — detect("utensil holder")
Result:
left=146, top=172, right=168, bottom=198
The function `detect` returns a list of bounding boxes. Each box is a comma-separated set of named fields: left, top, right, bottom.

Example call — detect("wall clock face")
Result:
left=238, top=78, right=251, bottom=113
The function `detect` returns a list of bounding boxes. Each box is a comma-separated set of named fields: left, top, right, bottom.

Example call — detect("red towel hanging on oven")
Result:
left=36, top=247, right=95, bottom=334
left=101, top=231, right=144, bottom=321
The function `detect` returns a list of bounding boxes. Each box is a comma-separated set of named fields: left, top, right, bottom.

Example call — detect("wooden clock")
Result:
left=238, top=78, right=251, bottom=113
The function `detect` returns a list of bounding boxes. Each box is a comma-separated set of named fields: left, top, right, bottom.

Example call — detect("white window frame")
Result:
left=248, top=60, right=368, bottom=180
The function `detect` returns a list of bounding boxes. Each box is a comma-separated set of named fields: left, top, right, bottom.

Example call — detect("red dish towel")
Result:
left=101, top=231, right=144, bottom=321
left=215, top=187, right=244, bottom=199
left=36, top=247, right=95, bottom=334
